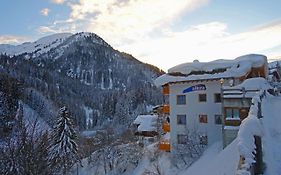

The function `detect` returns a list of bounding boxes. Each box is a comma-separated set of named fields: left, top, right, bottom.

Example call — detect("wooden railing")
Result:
left=162, top=122, right=170, bottom=133
left=159, top=140, right=171, bottom=151
left=162, top=104, right=170, bottom=114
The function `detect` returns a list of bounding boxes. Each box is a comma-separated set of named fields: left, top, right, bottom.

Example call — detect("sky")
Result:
left=1, top=0, right=281, bottom=71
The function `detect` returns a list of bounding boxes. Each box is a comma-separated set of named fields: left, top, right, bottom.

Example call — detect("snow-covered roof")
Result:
left=133, top=115, right=158, bottom=132
left=223, top=78, right=272, bottom=98
left=154, top=54, right=267, bottom=86
left=226, top=77, right=271, bottom=90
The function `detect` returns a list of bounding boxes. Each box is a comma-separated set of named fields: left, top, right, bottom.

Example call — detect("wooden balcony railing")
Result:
left=159, top=140, right=171, bottom=151
left=162, top=104, right=170, bottom=114
left=162, top=122, right=170, bottom=133
left=162, top=85, right=169, bottom=95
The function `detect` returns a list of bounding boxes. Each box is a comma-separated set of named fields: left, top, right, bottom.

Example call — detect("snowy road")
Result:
left=262, top=95, right=281, bottom=175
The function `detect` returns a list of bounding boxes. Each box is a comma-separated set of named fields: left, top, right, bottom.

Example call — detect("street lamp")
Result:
left=220, top=78, right=225, bottom=148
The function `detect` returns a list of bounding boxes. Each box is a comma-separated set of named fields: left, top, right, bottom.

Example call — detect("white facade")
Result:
left=154, top=54, right=269, bottom=152
left=169, top=80, right=230, bottom=151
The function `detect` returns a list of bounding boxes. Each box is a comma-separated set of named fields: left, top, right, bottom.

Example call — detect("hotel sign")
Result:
left=183, top=84, right=206, bottom=93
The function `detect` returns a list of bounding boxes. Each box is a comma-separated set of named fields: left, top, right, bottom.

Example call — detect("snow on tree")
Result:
left=48, top=106, right=80, bottom=174
left=0, top=103, right=51, bottom=175
left=171, top=130, right=206, bottom=169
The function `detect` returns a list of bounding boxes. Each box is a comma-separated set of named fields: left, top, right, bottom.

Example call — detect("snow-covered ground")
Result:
left=179, top=140, right=239, bottom=175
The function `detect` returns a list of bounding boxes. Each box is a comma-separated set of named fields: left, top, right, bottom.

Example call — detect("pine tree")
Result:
left=49, top=106, right=79, bottom=175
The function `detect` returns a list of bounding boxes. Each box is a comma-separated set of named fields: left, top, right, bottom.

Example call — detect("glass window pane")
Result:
left=226, top=109, right=232, bottom=118
left=199, top=115, right=208, bottom=123
left=199, top=94, right=207, bottom=102
left=177, top=134, right=188, bottom=144
left=233, top=109, right=239, bottom=119
left=177, top=115, right=186, bottom=125
left=177, top=95, right=186, bottom=105
left=215, top=114, right=222, bottom=124
left=214, top=93, right=221, bottom=103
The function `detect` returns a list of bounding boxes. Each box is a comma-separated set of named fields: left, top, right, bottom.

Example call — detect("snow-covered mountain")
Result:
left=0, top=33, right=72, bottom=56
left=0, top=32, right=164, bottom=131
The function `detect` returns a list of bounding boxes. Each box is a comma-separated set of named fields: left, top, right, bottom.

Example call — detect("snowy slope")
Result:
left=181, top=140, right=239, bottom=175
left=0, top=33, right=72, bottom=56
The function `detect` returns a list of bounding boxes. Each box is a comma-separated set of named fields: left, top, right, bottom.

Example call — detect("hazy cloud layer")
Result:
left=119, top=21, right=281, bottom=70
left=0, top=35, right=29, bottom=44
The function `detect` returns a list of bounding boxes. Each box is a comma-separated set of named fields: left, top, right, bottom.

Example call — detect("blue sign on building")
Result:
left=183, top=84, right=206, bottom=93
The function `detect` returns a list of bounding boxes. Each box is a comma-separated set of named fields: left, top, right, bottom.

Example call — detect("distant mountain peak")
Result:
left=0, top=33, right=72, bottom=56
left=70, top=32, right=111, bottom=47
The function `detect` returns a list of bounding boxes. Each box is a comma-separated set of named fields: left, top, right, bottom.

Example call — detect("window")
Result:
left=199, top=114, right=208, bottom=123
left=233, top=109, right=239, bottom=118
left=225, top=108, right=240, bottom=119
left=226, top=109, right=232, bottom=118
left=177, top=134, right=188, bottom=144
left=177, top=115, right=186, bottom=125
left=198, top=94, right=207, bottom=102
left=177, top=95, right=186, bottom=105
left=199, top=135, right=208, bottom=145
left=214, top=93, right=221, bottom=103
left=215, top=114, right=222, bottom=125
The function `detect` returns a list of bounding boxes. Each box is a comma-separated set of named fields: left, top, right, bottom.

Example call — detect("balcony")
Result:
left=162, top=122, right=170, bottom=133
left=162, top=104, right=170, bottom=114
left=159, top=140, right=170, bottom=151
left=162, top=85, right=169, bottom=95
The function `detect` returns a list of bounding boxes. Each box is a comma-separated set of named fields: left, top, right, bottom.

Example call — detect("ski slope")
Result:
left=262, top=95, right=281, bottom=175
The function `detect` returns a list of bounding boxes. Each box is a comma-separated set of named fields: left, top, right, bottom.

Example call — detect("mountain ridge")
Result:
left=0, top=32, right=164, bottom=132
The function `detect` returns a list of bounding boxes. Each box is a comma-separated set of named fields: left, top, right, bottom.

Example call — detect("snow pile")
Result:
left=236, top=92, right=264, bottom=174
left=261, top=95, right=281, bottom=175
left=155, top=54, right=267, bottom=86
left=133, top=115, right=158, bottom=132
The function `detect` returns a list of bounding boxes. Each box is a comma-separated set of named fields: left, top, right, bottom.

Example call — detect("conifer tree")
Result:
left=49, top=106, right=79, bottom=174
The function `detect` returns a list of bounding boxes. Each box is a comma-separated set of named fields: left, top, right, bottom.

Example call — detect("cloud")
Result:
left=51, top=0, right=65, bottom=4
left=119, top=21, right=281, bottom=70
left=40, top=0, right=209, bottom=44
left=0, top=35, right=29, bottom=44
left=36, top=0, right=281, bottom=70
left=67, top=0, right=209, bottom=45
left=41, top=8, right=50, bottom=16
